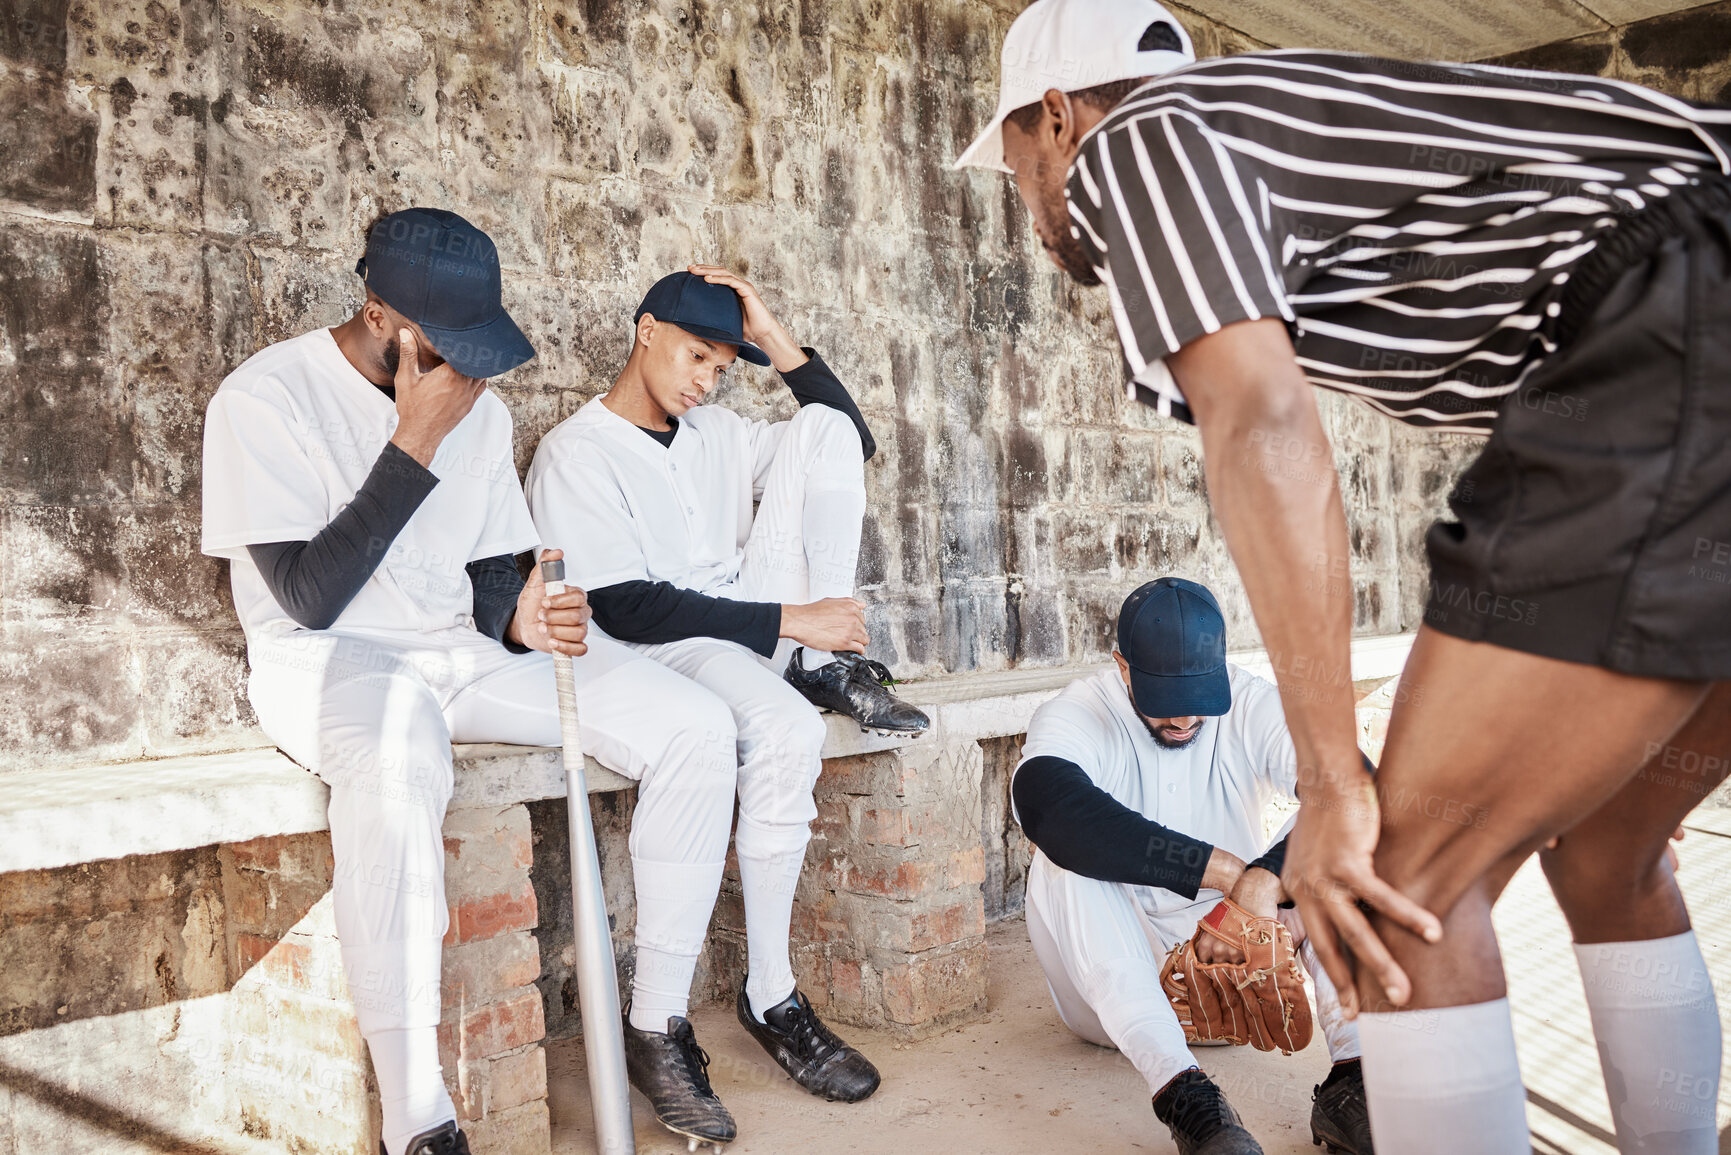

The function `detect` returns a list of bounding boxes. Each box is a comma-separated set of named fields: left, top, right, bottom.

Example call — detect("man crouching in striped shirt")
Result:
left=958, top=2, right=1731, bottom=1154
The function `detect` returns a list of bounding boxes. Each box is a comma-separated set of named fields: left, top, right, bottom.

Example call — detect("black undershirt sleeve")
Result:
left=1246, top=838, right=1290, bottom=881
left=1012, top=755, right=1214, bottom=900
left=782, top=349, right=876, bottom=461
left=587, top=581, right=781, bottom=657
left=246, top=442, right=439, bottom=631
left=466, top=553, right=531, bottom=653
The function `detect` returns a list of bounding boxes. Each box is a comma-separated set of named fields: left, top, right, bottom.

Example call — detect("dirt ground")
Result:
left=550, top=807, right=1731, bottom=1154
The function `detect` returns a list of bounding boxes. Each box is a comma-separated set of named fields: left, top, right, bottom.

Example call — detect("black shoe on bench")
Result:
left=783, top=648, right=930, bottom=736
left=623, top=1010, right=737, bottom=1153
left=383, top=1120, right=470, bottom=1155
left=736, top=981, right=881, bottom=1102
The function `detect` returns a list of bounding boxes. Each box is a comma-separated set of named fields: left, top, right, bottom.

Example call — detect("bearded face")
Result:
left=1027, top=170, right=1101, bottom=286
left=1002, top=113, right=1102, bottom=286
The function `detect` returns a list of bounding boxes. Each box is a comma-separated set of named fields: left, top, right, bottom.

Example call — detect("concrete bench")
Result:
left=0, top=721, right=914, bottom=878
left=0, top=634, right=1415, bottom=1155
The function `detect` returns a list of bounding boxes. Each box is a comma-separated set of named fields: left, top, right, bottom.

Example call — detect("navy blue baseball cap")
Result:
left=634, top=271, right=771, bottom=366
left=355, top=208, right=535, bottom=379
left=1116, top=577, right=1232, bottom=718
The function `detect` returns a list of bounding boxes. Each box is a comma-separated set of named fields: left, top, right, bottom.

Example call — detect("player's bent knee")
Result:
left=1370, top=816, right=1515, bottom=919
left=316, top=702, right=454, bottom=811
left=793, top=402, right=867, bottom=465
left=1542, top=836, right=1669, bottom=907
left=791, top=400, right=854, bottom=438
left=675, top=689, right=738, bottom=756
left=779, top=701, right=828, bottom=759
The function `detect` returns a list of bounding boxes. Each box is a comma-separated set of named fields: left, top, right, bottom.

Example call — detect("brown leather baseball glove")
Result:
left=1159, top=896, right=1313, bottom=1053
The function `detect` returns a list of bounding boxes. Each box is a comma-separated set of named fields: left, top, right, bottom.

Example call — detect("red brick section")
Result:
left=437, top=806, right=551, bottom=1151
left=778, top=743, right=992, bottom=1039
left=446, top=879, right=539, bottom=946
left=220, top=802, right=553, bottom=1155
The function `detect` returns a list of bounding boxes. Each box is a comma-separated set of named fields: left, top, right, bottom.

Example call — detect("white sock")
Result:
left=630, top=944, right=695, bottom=1034
left=1358, top=997, right=1530, bottom=1154
left=1575, top=931, right=1720, bottom=1154
left=368, top=1026, right=456, bottom=1155
left=739, top=836, right=807, bottom=1021
left=628, top=858, right=727, bottom=1035
left=799, top=646, right=836, bottom=671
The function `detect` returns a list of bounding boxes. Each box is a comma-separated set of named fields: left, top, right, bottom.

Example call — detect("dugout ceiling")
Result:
left=1177, top=0, right=1726, bottom=61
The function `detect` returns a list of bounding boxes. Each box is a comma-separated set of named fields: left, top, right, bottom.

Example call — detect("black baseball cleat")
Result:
left=736, top=982, right=881, bottom=1102
left=623, top=1010, right=737, bottom=1154
left=1311, top=1058, right=1375, bottom=1154
left=1153, top=1068, right=1263, bottom=1155
left=382, top=1120, right=470, bottom=1155
left=783, top=648, right=930, bottom=736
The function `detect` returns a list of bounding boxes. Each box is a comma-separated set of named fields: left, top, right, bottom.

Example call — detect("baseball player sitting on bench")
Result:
left=526, top=265, right=922, bottom=1148
left=1014, top=578, right=1371, bottom=1155
left=201, top=209, right=741, bottom=1155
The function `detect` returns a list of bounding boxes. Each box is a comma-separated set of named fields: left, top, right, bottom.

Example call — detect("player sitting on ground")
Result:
left=201, top=210, right=742, bottom=1155
left=526, top=266, right=923, bottom=1151
left=1015, top=578, right=1372, bottom=1155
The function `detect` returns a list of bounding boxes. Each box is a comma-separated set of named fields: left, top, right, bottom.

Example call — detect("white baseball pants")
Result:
left=244, top=625, right=737, bottom=1111
left=624, top=401, right=868, bottom=1017
left=1025, top=851, right=1361, bottom=1098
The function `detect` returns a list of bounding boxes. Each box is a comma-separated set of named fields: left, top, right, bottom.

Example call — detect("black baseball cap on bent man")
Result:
left=1117, top=577, right=1232, bottom=718
left=356, top=207, right=535, bottom=379
left=634, top=271, right=772, bottom=366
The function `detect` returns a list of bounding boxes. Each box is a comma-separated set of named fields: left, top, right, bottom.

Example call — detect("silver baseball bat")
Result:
left=541, top=556, right=636, bottom=1155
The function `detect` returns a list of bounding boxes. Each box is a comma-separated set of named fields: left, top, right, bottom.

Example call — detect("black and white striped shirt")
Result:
left=1067, top=51, right=1731, bottom=432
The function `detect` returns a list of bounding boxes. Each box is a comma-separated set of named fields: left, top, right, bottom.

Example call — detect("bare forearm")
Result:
left=1174, top=322, right=1366, bottom=804
left=1233, top=865, right=1286, bottom=912
left=754, top=327, right=808, bottom=373
left=1204, top=406, right=1362, bottom=796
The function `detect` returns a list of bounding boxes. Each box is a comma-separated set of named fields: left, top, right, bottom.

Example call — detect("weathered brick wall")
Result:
left=0, top=802, right=551, bottom=1154
left=0, top=0, right=1497, bottom=778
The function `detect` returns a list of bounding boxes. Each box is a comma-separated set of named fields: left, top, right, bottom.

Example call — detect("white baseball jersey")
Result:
left=201, top=327, right=538, bottom=641
left=1016, top=665, right=1297, bottom=945
left=526, top=397, right=788, bottom=596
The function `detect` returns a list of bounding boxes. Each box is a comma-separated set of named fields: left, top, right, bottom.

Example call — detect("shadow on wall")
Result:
left=0, top=838, right=347, bottom=1152
left=0, top=1059, right=238, bottom=1154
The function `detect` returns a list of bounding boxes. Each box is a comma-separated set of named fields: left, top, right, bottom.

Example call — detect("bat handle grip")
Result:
left=541, top=556, right=567, bottom=598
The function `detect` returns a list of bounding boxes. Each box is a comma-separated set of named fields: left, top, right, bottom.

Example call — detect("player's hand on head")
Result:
left=780, top=597, right=868, bottom=654
left=511, top=547, right=590, bottom=657
left=388, top=328, right=487, bottom=468
left=686, top=264, right=798, bottom=359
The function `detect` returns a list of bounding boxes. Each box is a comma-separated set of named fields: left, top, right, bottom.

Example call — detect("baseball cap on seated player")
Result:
left=1116, top=577, right=1231, bottom=718
left=355, top=207, right=535, bottom=379
left=634, top=271, right=772, bottom=366
left=953, top=0, right=1195, bottom=173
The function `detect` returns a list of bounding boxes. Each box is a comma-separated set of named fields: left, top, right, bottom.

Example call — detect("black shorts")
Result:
left=1424, top=178, right=1731, bottom=680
